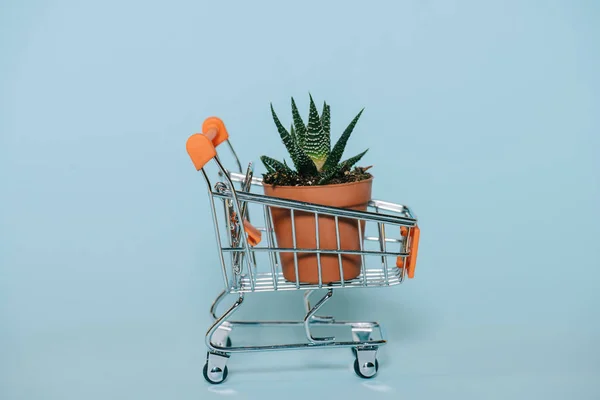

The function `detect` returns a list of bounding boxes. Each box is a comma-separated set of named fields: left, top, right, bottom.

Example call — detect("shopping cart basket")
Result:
left=186, top=117, right=420, bottom=384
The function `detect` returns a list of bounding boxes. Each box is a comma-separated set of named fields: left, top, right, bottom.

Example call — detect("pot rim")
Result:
left=262, top=176, right=373, bottom=191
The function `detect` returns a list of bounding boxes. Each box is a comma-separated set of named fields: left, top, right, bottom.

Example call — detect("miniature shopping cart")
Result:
left=186, top=117, right=420, bottom=384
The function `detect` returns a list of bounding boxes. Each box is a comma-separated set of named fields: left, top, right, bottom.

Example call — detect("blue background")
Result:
left=1, top=0, right=599, bottom=398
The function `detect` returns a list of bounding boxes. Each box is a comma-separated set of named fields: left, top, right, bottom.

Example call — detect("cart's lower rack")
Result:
left=233, top=267, right=403, bottom=293
left=209, top=319, right=386, bottom=353
left=203, top=288, right=386, bottom=384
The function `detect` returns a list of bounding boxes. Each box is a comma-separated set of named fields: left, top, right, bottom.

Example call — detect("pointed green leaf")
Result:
left=339, top=149, right=368, bottom=170
left=262, top=157, right=276, bottom=174
left=295, top=148, right=318, bottom=175
left=322, top=108, right=363, bottom=171
left=320, top=102, right=330, bottom=136
left=317, top=164, right=342, bottom=185
left=261, top=155, right=293, bottom=173
left=291, top=97, right=307, bottom=148
left=270, top=103, right=294, bottom=154
left=317, top=149, right=368, bottom=185
left=305, top=94, right=329, bottom=170
left=270, top=103, right=317, bottom=174
left=290, top=123, right=296, bottom=144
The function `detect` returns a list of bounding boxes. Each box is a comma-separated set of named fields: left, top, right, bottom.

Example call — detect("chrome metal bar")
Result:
left=231, top=164, right=255, bottom=272
left=214, top=157, right=255, bottom=291
left=304, top=290, right=334, bottom=323
left=206, top=293, right=244, bottom=352
left=212, top=191, right=416, bottom=226
left=225, top=140, right=243, bottom=176
left=215, top=182, right=243, bottom=276
left=377, top=208, right=389, bottom=284
left=240, top=271, right=400, bottom=286
left=315, top=213, right=322, bottom=288
left=230, top=174, right=415, bottom=221
left=239, top=164, right=253, bottom=218
left=266, top=206, right=282, bottom=279
left=290, top=209, right=300, bottom=289
left=229, top=171, right=263, bottom=186
left=335, top=216, right=344, bottom=287
left=239, top=160, right=252, bottom=228
left=365, top=236, right=402, bottom=243
left=303, top=290, right=312, bottom=315
left=201, top=169, right=229, bottom=289
left=263, top=205, right=278, bottom=290
left=214, top=338, right=387, bottom=354
left=224, top=319, right=380, bottom=328
left=221, top=247, right=408, bottom=257
left=210, top=289, right=229, bottom=320
left=223, top=196, right=235, bottom=276
left=369, top=199, right=415, bottom=218
left=303, top=289, right=334, bottom=343
left=235, top=275, right=402, bottom=292
left=358, top=219, right=367, bottom=287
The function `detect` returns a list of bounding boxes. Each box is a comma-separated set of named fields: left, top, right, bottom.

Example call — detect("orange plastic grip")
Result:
left=202, top=117, right=229, bottom=147
left=396, top=225, right=420, bottom=278
left=230, top=211, right=262, bottom=246
left=186, top=117, right=230, bottom=170
left=243, top=220, right=262, bottom=246
left=407, top=226, right=419, bottom=278
left=186, top=134, right=216, bottom=171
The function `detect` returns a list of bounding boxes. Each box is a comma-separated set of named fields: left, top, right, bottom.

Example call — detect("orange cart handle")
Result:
left=202, top=116, right=229, bottom=147
left=186, top=117, right=261, bottom=246
left=186, top=117, right=230, bottom=171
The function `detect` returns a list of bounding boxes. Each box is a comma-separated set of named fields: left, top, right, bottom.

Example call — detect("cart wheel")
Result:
left=353, top=358, right=379, bottom=379
left=203, top=362, right=229, bottom=384
left=225, top=337, right=232, bottom=348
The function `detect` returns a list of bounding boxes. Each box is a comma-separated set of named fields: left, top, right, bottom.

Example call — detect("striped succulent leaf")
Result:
left=317, top=149, right=368, bottom=185
left=317, top=163, right=341, bottom=185
left=260, top=155, right=293, bottom=174
left=305, top=94, right=330, bottom=171
left=321, top=108, right=363, bottom=172
left=291, top=97, right=307, bottom=148
left=339, top=149, right=368, bottom=170
left=262, top=161, right=275, bottom=174
left=270, top=103, right=317, bottom=175
left=290, top=123, right=296, bottom=144
left=320, top=102, right=330, bottom=135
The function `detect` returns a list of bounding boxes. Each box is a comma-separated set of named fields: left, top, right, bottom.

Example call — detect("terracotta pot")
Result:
left=263, top=177, right=373, bottom=284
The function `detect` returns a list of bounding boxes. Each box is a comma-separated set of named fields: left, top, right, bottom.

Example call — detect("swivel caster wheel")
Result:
left=353, top=358, right=379, bottom=379
left=203, top=352, right=230, bottom=384
left=353, top=348, right=379, bottom=379
left=203, top=362, right=228, bottom=384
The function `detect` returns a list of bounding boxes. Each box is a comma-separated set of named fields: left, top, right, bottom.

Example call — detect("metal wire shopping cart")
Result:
left=186, top=117, right=420, bottom=384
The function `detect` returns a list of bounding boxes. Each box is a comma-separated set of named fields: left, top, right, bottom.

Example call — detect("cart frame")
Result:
left=186, top=118, right=420, bottom=384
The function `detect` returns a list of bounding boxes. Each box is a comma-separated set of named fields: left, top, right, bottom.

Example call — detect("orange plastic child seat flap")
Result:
left=202, top=117, right=229, bottom=147
left=186, top=134, right=216, bottom=171
left=243, top=220, right=262, bottom=246
left=229, top=211, right=262, bottom=247
left=407, top=226, right=419, bottom=279
left=396, top=225, right=420, bottom=278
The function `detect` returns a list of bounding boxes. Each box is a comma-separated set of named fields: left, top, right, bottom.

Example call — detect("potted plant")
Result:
left=261, top=94, right=373, bottom=284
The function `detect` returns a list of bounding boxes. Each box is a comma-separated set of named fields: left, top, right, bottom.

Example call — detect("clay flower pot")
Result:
left=263, top=177, right=373, bottom=284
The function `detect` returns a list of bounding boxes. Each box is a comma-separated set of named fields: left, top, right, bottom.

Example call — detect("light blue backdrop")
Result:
left=1, top=0, right=598, bottom=399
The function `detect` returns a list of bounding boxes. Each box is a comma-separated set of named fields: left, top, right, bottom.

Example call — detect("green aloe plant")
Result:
left=261, top=94, right=368, bottom=185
